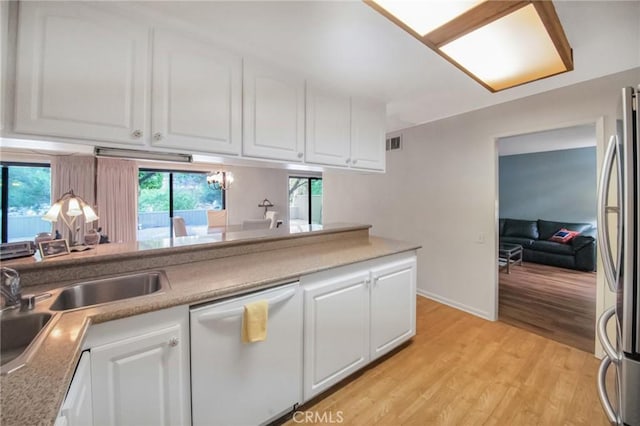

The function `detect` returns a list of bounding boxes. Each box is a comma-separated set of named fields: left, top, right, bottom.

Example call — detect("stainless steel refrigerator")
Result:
left=597, top=85, right=640, bottom=426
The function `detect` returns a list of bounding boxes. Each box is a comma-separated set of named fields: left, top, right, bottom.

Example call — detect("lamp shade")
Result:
left=66, top=198, right=83, bottom=216
left=42, top=202, right=62, bottom=222
left=82, top=204, right=99, bottom=223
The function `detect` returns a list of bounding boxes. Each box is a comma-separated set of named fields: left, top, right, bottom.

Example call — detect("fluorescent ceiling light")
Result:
left=94, top=147, right=193, bottom=163
left=365, top=0, right=573, bottom=92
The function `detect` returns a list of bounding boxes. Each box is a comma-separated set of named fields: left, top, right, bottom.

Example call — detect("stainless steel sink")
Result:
left=1, top=311, right=57, bottom=374
left=49, top=271, right=170, bottom=311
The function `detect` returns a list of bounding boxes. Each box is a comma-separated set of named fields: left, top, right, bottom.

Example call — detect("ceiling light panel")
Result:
left=365, top=0, right=573, bottom=92
left=440, top=4, right=566, bottom=91
left=371, top=0, right=482, bottom=36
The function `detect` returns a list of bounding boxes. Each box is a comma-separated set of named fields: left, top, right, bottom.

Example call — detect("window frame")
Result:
left=138, top=168, right=226, bottom=238
left=288, top=175, right=323, bottom=226
left=0, top=161, right=52, bottom=243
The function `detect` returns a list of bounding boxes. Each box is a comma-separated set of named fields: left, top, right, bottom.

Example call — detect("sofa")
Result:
left=499, top=218, right=597, bottom=272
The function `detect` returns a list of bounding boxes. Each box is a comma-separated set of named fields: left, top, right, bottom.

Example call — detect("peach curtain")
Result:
left=50, top=155, right=96, bottom=244
left=96, top=158, right=138, bottom=243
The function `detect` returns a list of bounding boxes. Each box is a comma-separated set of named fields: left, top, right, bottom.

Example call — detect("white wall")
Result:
left=324, top=68, right=640, bottom=335
left=225, top=166, right=289, bottom=226
left=498, top=123, right=596, bottom=156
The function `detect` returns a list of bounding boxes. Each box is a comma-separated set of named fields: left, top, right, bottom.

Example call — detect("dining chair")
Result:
left=264, top=211, right=278, bottom=229
left=242, top=219, right=271, bottom=230
left=173, top=217, right=188, bottom=237
left=207, top=209, right=227, bottom=228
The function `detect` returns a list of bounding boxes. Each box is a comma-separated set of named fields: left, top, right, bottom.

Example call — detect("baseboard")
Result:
left=416, top=288, right=493, bottom=321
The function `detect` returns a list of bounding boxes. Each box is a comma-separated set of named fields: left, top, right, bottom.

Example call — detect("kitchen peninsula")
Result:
left=1, top=223, right=419, bottom=426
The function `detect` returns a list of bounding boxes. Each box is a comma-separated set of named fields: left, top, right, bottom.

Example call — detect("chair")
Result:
left=173, top=217, right=188, bottom=237
left=207, top=209, right=227, bottom=228
left=241, top=219, right=271, bottom=230
left=264, top=211, right=278, bottom=229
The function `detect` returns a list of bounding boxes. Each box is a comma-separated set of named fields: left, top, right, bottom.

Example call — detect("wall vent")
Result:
left=386, top=135, right=402, bottom=151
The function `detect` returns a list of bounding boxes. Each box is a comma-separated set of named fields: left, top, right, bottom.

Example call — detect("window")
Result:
left=288, top=176, right=322, bottom=226
left=1, top=163, right=52, bottom=243
left=137, top=170, right=224, bottom=240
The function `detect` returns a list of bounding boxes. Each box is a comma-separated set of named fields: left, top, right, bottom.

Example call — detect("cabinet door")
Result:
left=303, top=271, right=370, bottom=401
left=152, top=30, right=241, bottom=155
left=56, top=351, right=93, bottom=426
left=243, top=59, right=305, bottom=162
left=91, top=324, right=189, bottom=426
left=351, top=98, right=386, bottom=171
left=305, top=86, right=351, bottom=167
left=370, top=257, right=417, bottom=360
left=14, top=2, right=148, bottom=145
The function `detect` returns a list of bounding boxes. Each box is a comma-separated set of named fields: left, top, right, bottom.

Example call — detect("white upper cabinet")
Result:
left=305, top=85, right=351, bottom=167
left=305, top=85, right=386, bottom=171
left=351, top=98, right=386, bottom=171
left=151, top=30, right=241, bottom=155
left=243, top=58, right=305, bottom=162
left=14, top=2, right=148, bottom=145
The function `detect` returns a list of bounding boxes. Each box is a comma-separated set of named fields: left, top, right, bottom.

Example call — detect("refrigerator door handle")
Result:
left=597, top=355, right=621, bottom=425
left=597, top=135, right=620, bottom=292
left=597, top=306, right=621, bottom=362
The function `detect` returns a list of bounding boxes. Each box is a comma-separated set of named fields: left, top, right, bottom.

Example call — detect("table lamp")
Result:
left=42, top=190, right=99, bottom=246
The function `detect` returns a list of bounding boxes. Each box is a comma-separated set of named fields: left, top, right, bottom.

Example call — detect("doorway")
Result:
left=288, top=176, right=322, bottom=226
left=496, top=123, right=598, bottom=353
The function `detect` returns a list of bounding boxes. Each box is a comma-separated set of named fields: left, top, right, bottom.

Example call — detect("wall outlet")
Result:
left=475, top=232, right=486, bottom=244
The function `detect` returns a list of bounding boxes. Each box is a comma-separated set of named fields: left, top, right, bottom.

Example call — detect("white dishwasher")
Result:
left=190, top=282, right=302, bottom=426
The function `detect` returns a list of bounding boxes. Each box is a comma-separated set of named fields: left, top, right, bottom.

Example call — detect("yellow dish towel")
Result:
left=242, top=300, right=268, bottom=343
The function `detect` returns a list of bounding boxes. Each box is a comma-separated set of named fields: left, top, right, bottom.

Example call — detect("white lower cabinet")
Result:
left=55, top=351, right=93, bottom=426
left=53, top=253, right=416, bottom=425
left=303, top=271, right=371, bottom=401
left=84, top=306, right=191, bottom=426
left=370, top=258, right=417, bottom=360
left=302, top=253, right=417, bottom=401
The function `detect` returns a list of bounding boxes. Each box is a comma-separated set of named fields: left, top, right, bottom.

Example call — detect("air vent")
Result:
left=386, top=135, right=402, bottom=151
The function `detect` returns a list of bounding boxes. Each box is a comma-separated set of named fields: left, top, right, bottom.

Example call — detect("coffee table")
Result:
left=499, top=243, right=523, bottom=273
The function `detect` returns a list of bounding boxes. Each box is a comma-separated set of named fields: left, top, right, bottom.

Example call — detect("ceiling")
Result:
left=135, top=1, right=640, bottom=132
left=498, top=123, right=596, bottom=156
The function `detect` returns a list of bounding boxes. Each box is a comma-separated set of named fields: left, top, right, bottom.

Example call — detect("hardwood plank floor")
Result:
left=282, top=297, right=608, bottom=426
left=499, top=262, right=597, bottom=353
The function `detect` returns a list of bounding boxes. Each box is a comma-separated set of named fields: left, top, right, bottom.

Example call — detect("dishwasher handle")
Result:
left=197, top=288, right=297, bottom=322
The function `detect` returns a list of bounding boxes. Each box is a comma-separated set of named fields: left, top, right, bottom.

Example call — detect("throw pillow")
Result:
left=549, top=228, right=580, bottom=244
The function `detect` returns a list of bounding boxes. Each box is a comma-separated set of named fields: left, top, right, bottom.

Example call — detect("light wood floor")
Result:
left=282, top=297, right=608, bottom=426
left=499, top=262, right=597, bottom=353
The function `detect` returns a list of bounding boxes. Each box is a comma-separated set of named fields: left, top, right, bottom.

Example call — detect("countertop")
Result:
left=1, top=228, right=420, bottom=426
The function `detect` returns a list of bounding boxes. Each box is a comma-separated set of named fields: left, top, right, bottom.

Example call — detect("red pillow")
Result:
left=549, top=228, right=580, bottom=243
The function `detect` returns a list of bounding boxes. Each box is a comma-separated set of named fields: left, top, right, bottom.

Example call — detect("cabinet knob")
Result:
left=352, top=159, right=358, bottom=165
left=154, top=133, right=163, bottom=141
left=131, top=130, right=143, bottom=138
left=345, top=158, right=351, bottom=164
left=168, top=337, right=179, bottom=347
left=297, top=152, right=303, bottom=159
